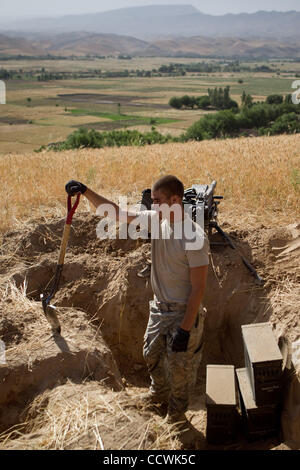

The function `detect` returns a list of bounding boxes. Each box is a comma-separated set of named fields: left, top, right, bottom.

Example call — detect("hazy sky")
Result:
left=1, top=0, right=299, bottom=19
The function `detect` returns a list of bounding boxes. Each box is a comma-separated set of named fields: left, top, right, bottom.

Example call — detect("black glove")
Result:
left=65, top=180, right=87, bottom=196
left=171, top=327, right=190, bottom=352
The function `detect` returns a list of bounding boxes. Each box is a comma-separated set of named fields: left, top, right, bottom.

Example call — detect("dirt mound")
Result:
left=0, top=381, right=186, bottom=450
left=2, top=213, right=299, bottom=369
left=1, top=214, right=152, bottom=372
left=0, top=213, right=272, bottom=369
left=0, top=213, right=299, bottom=449
left=0, top=283, right=122, bottom=434
left=243, top=222, right=300, bottom=285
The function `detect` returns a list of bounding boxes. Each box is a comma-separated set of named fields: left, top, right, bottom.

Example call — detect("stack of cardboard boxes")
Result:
left=206, top=322, right=283, bottom=444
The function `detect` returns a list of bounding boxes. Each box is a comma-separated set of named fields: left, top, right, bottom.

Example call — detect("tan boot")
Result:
left=166, top=412, right=189, bottom=429
left=137, top=391, right=169, bottom=407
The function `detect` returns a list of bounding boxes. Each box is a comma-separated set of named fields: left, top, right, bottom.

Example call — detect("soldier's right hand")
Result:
left=65, top=180, right=87, bottom=196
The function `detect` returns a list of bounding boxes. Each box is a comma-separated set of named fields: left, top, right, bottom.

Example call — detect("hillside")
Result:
left=0, top=135, right=299, bottom=450
left=142, top=36, right=300, bottom=59
left=1, top=32, right=300, bottom=58
left=0, top=33, right=41, bottom=55
left=34, top=32, right=148, bottom=57
left=0, top=5, right=300, bottom=40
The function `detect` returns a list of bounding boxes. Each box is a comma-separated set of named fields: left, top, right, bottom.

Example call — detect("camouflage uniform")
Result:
left=143, top=298, right=206, bottom=415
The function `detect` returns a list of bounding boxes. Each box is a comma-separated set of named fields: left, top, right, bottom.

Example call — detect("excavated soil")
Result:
left=0, top=213, right=299, bottom=450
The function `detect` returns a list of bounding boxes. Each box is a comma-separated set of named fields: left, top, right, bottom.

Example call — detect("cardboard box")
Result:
left=242, top=323, right=283, bottom=406
left=236, top=368, right=281, bottom=440
left=206, top=365, right=238, bottom=444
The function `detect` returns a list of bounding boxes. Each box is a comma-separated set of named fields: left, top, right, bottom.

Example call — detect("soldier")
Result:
left=65, top=175, right=209, bottom=425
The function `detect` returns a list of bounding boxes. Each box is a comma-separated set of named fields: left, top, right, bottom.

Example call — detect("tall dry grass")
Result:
left=0, top=380, right=182, bottom=450
left=1, top=134, right=299, bottom=235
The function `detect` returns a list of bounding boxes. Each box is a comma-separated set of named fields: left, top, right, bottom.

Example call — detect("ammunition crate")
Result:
left=242, top=323, right=283, bottom=406
left=236, top=368, right=281, bottom=440
left=206, top=365, right=238, bottom=444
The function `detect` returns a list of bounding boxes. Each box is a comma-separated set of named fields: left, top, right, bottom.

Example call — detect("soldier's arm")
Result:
left=180, top=265, right=208, bottom=332
left=84, top=188, right=139, bottom=224
left=65, top=180, right=157, bottom=227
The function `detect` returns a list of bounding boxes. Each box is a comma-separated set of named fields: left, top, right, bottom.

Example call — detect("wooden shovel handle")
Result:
left=58, top=223, right=71, bottom=265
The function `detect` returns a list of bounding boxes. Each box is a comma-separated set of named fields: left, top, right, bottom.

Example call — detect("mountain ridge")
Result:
left=1, top=31, right=300, bottom=59
left=0, top=5, right=299, bottom=40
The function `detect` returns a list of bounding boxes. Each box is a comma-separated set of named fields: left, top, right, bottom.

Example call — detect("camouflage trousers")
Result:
left=143, top=298, right=206, bottom=415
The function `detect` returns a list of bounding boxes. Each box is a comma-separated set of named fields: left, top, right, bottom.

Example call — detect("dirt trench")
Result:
left=0, top=214, right=299, bottom=449
left=4, top=213, right=275, bottom=372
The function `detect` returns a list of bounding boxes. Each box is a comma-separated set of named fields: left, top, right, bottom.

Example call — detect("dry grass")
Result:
left=267, top=278, right=300, bottom=342
left=0, top=279, right=44, bottom=337
left=1, top=134, right=299, bottom=235
left=0, top=279, right=185, bottom=451
left=0, top=381, right=181, bottom=450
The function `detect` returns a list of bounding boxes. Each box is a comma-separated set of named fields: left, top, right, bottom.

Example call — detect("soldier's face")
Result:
left=152, top=189, right=170, bottom=207
left=151, top=189, right=182, bottom=214
left=152, top=189, right=183, bottom=206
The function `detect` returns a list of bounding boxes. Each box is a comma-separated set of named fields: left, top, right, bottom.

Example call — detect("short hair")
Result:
left=152, top=175, right=184, bottom=199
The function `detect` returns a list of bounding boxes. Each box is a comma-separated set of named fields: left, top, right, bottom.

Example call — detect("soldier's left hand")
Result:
left=171, top=327, right=190, bottom=352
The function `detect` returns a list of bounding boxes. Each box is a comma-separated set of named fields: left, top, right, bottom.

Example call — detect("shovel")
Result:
left=40, top=193, right=81, bottom=334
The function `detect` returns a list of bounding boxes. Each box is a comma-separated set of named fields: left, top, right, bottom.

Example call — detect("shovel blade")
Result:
left=41, top=294, right=61, bottom=334
left=45, top=306, right=61, bottom=335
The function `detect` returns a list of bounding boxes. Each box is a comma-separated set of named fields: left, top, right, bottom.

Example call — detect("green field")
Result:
left=0, top=57, right=298, bottom=153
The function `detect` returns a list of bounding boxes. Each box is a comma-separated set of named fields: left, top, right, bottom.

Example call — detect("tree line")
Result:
left=158, top=61, right=278, bottom=74
left=38, top=93, right=300, bottom=152
left=169, top=86, right=238, bottom=110
left=185, top=96, right=300, bottom=140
